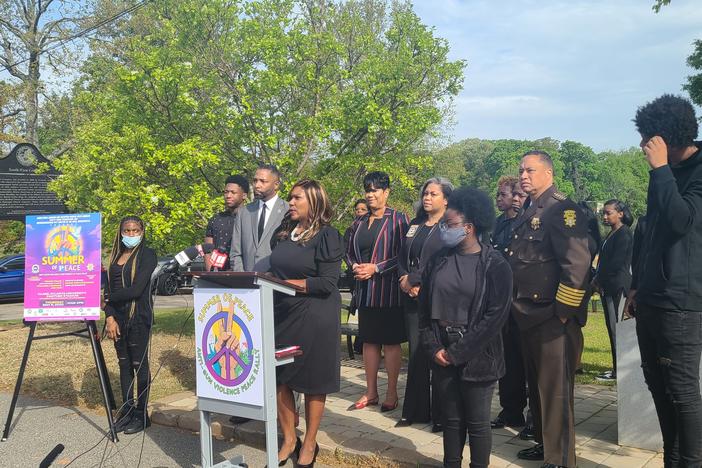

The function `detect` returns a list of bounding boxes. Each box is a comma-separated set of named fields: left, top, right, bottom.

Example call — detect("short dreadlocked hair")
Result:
left=634, top=94, right=698, bottom=148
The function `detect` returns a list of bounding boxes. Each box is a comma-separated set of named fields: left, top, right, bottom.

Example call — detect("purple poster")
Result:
left=24, top=213, right=102, bottom=321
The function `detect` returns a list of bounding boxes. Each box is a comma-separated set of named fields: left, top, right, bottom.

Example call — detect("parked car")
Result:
left=152, top=256, right=206, bottom=296
left=0, top=254, right=25, bottom=300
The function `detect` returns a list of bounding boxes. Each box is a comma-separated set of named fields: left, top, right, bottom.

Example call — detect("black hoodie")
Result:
left=633, top=142, right=702, bottom=312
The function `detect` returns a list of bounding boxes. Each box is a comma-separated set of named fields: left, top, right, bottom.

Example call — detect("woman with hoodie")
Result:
left=419, top=187, right=512, bottom=468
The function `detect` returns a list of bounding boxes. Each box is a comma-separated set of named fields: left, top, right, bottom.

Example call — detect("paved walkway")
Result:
left=151, top=361, right=664, bottom=467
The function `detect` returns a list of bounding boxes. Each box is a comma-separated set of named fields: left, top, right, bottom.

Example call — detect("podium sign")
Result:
left=191, top=272, right=299, bottom=468
left=194, top=288, right=264, bottom=406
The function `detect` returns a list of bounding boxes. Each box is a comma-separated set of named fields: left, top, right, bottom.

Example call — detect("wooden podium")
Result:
left=191, top=272, right=302, bottom=468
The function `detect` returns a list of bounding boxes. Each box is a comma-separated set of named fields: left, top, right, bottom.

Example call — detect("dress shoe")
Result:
left=123, top=415, right=151, bottom=435
left=517, top=443, right=544, bottom=461
left=395, top=418, right=412, bottom=427
left=491, top=412, right=525, bottom=429
left=113, top=413, right=133, bottom=433
left=431, top=423, right=443, bottom=433
left=380, top=399, right=399, bottom=413
left=347, top=396, right=378, bottom=411
left=519, top=423, right=536, bottom=440
left=297, top=442, right=319, bottom=468
left=541, top=464, right=566, bottom=468
left=277, top=437, right=301, bottom=466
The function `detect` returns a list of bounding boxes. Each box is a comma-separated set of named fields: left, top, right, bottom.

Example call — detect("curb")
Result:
left=149, top=405, right=442, bottom=467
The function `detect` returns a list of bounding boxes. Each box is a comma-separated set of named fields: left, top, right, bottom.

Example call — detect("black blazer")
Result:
left=595, top=225, right=633, bottom=295
left=397, top=218, right=444, bottom=287
left=104, top=246, right=157, bottom=328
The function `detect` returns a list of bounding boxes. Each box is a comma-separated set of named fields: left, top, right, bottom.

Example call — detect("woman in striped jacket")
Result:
left=346, top=171, right=409, bottom=412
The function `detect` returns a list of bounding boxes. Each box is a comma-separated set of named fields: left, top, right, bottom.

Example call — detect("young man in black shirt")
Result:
left=627, top=94, right=702, bottom=467
left=204, top=175, right=249, bottom=271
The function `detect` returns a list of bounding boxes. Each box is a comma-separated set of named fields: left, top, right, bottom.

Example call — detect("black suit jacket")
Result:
left=595, top=225, right=633, bottom=296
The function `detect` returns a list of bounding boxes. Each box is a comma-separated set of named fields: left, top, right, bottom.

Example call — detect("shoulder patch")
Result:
left=563, top=209, right=577, bottom=227
left=552, top=191, right=567, bottom=201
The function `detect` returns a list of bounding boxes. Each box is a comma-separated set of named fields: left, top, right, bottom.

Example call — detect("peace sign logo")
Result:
left=201, top=297, right=254, bottom=387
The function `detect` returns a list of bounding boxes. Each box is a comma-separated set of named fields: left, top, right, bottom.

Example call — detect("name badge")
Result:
left=406, top=225, right=419, bottom=238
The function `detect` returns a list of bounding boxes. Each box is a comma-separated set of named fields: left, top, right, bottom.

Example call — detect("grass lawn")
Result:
left=0, top=306, right=615, bottom=410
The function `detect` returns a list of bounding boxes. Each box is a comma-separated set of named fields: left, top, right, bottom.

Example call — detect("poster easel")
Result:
left=2, top=320, right=118, bottom=442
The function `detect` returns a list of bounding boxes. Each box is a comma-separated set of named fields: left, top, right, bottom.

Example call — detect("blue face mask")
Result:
left=439, top=222, right=466, bottom=248
left=122, top=235, right=142, bottom=249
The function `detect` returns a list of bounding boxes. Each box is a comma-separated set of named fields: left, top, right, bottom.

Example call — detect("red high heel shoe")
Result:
left=347, top=396, right=379, bottom=411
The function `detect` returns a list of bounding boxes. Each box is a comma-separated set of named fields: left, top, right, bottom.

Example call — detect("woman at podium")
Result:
left=270, top=179, right=344, bottom=468
left=103, top=215, right=157, bottom=435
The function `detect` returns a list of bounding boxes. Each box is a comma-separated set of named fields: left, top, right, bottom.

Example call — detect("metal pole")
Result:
left=87, top=320, right=118, bottom=442
left=259, top=283, right=279, bottom=468
left=2, top=321, right=36, bottom=441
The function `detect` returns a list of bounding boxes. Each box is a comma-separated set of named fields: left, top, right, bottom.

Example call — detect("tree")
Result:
left=50, top=0, right=465, bottom=251
left=684, top=39, right=702, bottom=108
left=652, top=0, right=671, bottom=13
left=0, top=0, right=97, bottom=147
left=559, top=140, right=599, bottom=202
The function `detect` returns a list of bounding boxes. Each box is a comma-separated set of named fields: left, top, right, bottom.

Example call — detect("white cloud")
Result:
left=413, top=0, right=702, bottom=150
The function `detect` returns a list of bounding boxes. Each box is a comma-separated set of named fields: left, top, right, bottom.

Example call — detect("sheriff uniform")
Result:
left=508, top=185, right=591, bottom=468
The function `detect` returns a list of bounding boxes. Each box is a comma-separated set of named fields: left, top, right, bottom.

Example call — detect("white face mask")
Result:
left=122, top=235, right=142, bottom=249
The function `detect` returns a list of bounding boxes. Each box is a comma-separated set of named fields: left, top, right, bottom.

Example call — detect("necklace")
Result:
left=290, top=224, right=311, bottom=242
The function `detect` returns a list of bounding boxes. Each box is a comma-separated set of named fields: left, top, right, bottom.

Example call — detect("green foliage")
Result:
left=0, top=221, right=24, bottom=256
left=51, top=0, right=464, bottom=252
left=436, top=137, right=649, bottom=218
left=685, top=39, right=702, bottom=108
left=652, top=0, right=671, bottom=13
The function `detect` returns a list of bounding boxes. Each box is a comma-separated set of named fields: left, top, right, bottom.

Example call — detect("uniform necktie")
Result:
left=258, top=203, right=267, bottom=240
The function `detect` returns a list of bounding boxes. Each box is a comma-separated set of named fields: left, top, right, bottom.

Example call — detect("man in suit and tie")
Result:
left=230, top=164, right=289, bottom=272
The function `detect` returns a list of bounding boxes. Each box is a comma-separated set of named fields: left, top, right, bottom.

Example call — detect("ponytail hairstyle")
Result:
left=107, top=215, right=147, bottom=319
left=604, top=199, right=634, bottom=227
left=275, top=179, right=333, bottom=245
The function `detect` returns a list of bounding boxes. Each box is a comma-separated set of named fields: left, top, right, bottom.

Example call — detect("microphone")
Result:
left=40, top=444, right=65, bottom=468
left=162, top=243, right=215, bottom=274
left=209, top=246, right=229, bottom=270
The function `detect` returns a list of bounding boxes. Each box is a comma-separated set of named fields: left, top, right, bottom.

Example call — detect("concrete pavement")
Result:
left=0, top=392, right=333, bottom=467
left=152, top=364, right=664, bottom=468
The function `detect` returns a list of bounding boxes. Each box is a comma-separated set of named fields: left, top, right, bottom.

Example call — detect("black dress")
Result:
left=270, top=226, right=344, bottom=394
left=357, top=218, right=406, bottom=345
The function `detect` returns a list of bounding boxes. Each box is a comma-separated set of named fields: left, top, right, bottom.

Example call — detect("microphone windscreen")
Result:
left=175, top=246, right=199, bottom=265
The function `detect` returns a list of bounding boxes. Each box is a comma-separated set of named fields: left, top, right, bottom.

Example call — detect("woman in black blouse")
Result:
left=396, top=177, right=453, bottom=430
left=593, top=199, right=633, bottom=381
left=104, top=216, right=157, bottom=435
left=270, top=179, right=344, bottom=468
left=419, top=187, right=512, bottom=468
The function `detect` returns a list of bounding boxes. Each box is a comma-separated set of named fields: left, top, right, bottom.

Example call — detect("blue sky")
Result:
left=412, top=0, right=702, bottom=151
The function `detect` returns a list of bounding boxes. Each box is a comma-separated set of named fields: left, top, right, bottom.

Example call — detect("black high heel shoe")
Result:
left=297, top=443, right=319, bottom=468
left=277, top=437, right=302, bottom=466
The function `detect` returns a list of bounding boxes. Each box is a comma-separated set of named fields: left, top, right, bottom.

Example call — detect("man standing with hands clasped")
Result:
left=627, top=94, right=702, bottom=467
left=229, top=164, right=288, bottom=273
left=509, top=150, right=591, bottom=468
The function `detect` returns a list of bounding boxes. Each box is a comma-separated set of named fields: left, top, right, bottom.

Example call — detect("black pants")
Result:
left=114, top=323, right=151, bottom=418
left=602, top=289, right=624, bottom=375
left=433, top=364, right=494, bottom=468
left=636, top=304, right=702, bottom=468
left=497, top=313, right=528, bottom=421
left=522, top=316, right=582, bottom=468
left=400, top=302, right=440, bottom=423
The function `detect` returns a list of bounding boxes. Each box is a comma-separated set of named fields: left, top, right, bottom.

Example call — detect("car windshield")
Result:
left=0, top=255, right=22, bottom=265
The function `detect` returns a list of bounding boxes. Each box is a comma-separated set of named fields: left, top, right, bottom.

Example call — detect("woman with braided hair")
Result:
left=103, top=215, right=157, bottom=435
